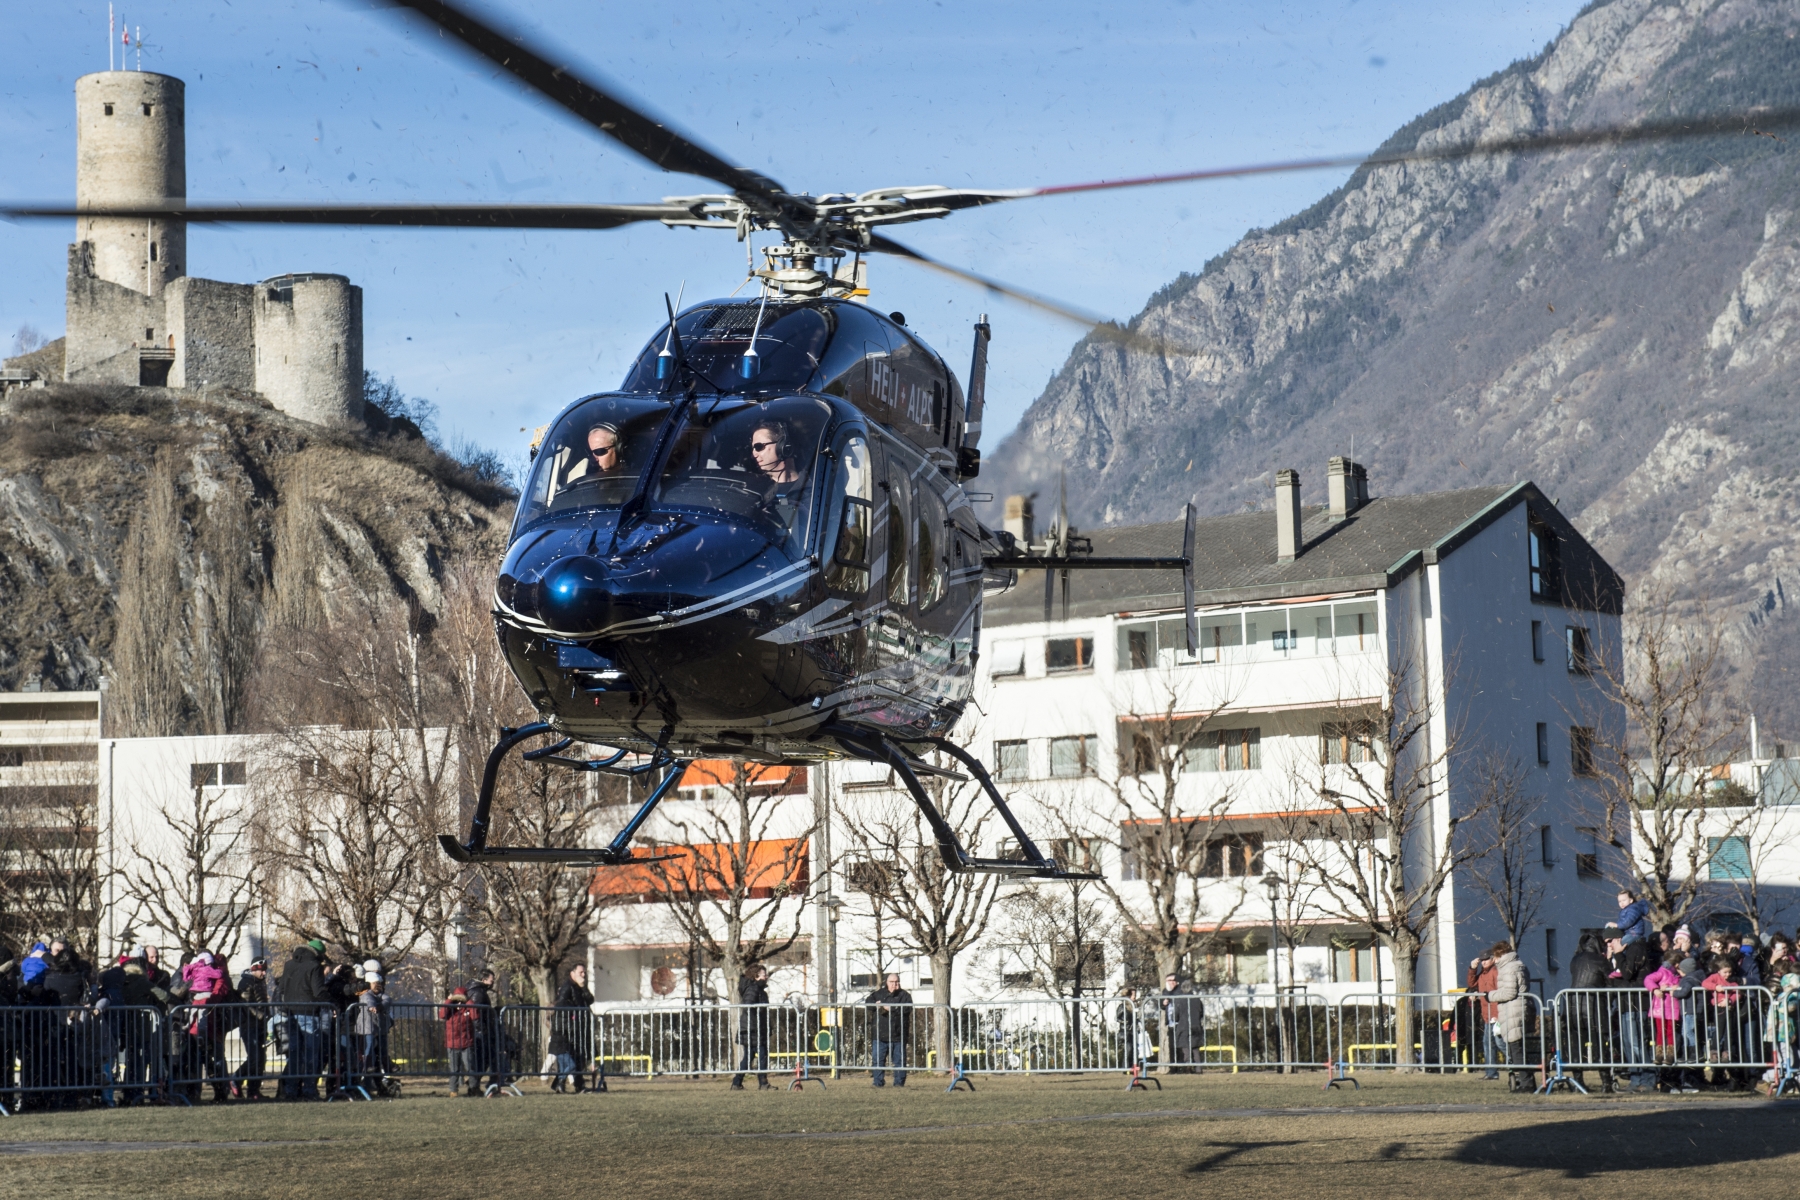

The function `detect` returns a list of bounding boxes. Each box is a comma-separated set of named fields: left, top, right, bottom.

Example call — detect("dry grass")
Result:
left=0, top=1072, right=1793, bottom=1199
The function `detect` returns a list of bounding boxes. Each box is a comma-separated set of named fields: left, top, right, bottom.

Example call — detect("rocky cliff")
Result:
left=0, top=381, right=514, bottom=724
left=983, top=0, right=1800, bottom=726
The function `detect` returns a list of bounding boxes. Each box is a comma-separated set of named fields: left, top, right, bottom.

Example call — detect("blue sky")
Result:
left=1, top=0, right=1582, bottom=466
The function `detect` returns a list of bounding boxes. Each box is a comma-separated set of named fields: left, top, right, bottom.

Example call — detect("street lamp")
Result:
left=820, top=896, right=845, bottom=1003
left=1261, top=872, right=1289, bottom=1074
left=1261, top=874, right=1282, bottom=988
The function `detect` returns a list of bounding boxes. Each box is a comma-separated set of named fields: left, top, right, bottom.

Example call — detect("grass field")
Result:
left=2, top=1072, right=1798, bottom=1199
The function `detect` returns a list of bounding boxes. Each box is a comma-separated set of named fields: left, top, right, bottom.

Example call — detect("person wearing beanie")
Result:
left=278, top=940, right=329, bottom=1100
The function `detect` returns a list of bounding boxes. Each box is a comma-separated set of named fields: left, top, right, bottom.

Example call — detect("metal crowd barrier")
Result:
left=3, top=986, right=1788, bottom=1107
left=157, top=1002, right=346, bottom=1101
left=1549, top=986, right=1772, bottom=1080
left=1335, top=991, right=1548, bottom=1075
left=0, top=1005, right=167, bottom=1110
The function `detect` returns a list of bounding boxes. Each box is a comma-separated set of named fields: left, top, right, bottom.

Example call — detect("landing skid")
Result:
left=439, top=721, right=690, bottom=866
left=441, top=720, right=1087, bottom=879
left=825, top=723, right=1098, bottom=879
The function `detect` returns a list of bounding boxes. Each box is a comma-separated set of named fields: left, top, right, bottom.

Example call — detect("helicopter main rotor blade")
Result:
left=865, top=232, right=1197, bottom=358
left=379, top=0, right=804, bottom=216
left=1, top=201, right=696, bottom=229
left=910, top=107, right=1800, bottom=210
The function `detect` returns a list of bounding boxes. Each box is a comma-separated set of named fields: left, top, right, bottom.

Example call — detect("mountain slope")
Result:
left=0, top=382, right=513, bottom=725
left=983, top=0, right=1800, bottom=726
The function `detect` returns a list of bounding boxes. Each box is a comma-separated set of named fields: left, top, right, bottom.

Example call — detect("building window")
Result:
left=1708, top=836, right=1751, bottom=881
left=1566, top=627, right=1591, bottom=674
left=989, top=639, right=1025, bottom=679
left=995, top=740, right=1030, bottom=783
left=1531, top=620, right=1544, bottom=662
left=145, top=327, right=155, bottom=340
left=191, top=762, right=247, bottom=788
left=1540, top=824, right=1555, bottom=867
left=1321, top=720, right=1376, bottom=765
left=1049, top=837, right=1099, bottom=873
left=1124, top=627, right=1152, bottom=671
left=149, top=241, right=157, bottom=262
left=1119, top=824, right=1147, bottom=881
left=1049, top=735, right=1098, bottom=778
left=1045, top=636, right=1094, bottom=674
left=103, top=103, right=114, bottom=116
left=1570, top=726, right=1596, bottom=776
left=1574, top=827, right=1600, bottom=878
left=1536, top=722, right=1550, bottom=766
left=1187, top=728, right=1261, bottom=773
left=1199, top=833, right=1264, bottom=878
left=1333, top=940, right=1378, bottom=983
left=1529, top=515, right=1561, bottom=601
left=1545, top=928, right=1561, bottom=975
left=142, top=103, right=153, bottom=116
left=846, top=858, right=896, bottom=895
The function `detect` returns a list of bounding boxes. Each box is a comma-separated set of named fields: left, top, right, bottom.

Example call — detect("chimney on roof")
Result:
left=1276, top=468, right=1302, bottom=561
left=1328, top=456, right=1368, bottom=520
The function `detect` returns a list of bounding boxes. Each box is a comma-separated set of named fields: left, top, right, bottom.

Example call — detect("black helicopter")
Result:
left=12, top=0, right=1798, bottom=879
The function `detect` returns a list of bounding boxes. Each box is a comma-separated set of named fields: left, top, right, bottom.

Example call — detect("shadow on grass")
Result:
left=1454, top=1106, right=1800, bottom=1178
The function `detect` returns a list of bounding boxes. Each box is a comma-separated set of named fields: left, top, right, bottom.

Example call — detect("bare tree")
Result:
left=1705, top=799, right=1794, bottom=940
left=1282, top=654, right=1485, bottom=1069
left=476, top=759, right=623, bottom=1017
left=1058, top=667, right=1249, bottom=987
left=0, top=774, right=102, bottom=961
left=118, top=777, right=254, bottom=959
left=112, top=455, right=188, bottom=736
left=996, top=873, right=1116, bottom=998
left=643, top=761, right=815, bottom=1000
left=1463, top=753, right=1547, bottom=953
left=835, top=754, right=1005, bottom=1068
left=1585, top=591, right=1746, bottom=927
left=250, top=595, right=459, bottom=971
left=195, top=481, right=263, bottom=735
left=254, top=724, right=448, bottom=966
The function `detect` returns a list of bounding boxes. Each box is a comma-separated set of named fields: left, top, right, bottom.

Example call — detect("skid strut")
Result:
left=823, top=723, right=1095, bottom=879
left=440, top=721, right=689, bottom=866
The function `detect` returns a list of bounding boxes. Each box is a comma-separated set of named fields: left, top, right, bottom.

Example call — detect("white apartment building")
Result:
left=959, top=463, right=1626, bottom=1000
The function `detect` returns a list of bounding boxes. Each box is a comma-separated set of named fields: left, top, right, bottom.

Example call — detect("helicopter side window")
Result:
left=886, top=473, right=911, bottom=608
left=653, top=397, right=830, bottom=554
left=917, top=489, right=945, bottom=612
left=513, top=395, right=672, bottom=538
left=824, top=434, right=873, bottom=596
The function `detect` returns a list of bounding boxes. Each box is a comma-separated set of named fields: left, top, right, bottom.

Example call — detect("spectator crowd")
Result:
left=4, top=888, right=1799, bottom=1111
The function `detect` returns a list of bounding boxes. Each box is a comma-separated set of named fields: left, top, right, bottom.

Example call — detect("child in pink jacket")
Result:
left=180, top=951, right=227, bottom=1000
left=1644, top=951, right=1684, bottom=1068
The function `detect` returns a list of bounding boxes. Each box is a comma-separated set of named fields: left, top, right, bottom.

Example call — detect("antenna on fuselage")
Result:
left=740, top=291, right=769, bottom=380
left=656, top=282, right=686, bottom=382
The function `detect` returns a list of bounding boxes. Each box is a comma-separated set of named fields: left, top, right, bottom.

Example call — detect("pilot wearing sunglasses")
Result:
left=751, top=419, right=808, bottom=533
left=586, top=423, right=626, bottom=475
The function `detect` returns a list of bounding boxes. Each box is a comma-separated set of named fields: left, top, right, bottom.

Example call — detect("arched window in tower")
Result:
left=149, top=242, right=157, bottom=262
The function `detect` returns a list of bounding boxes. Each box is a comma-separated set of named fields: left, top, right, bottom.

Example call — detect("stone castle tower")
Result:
left=60, top=69, right=364, bottom=424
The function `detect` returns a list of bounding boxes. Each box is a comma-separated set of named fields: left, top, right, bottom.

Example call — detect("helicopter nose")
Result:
left=537, top=555, right=615, bottom=635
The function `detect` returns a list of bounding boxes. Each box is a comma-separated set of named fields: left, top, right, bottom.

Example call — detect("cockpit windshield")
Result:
left=514, top=395, right=672, bottom=534
left=620, top=303, right=833, bottom=394
left=654, top=397, right=832, bottom=554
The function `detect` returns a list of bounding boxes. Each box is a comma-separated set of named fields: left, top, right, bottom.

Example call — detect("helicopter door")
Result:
left=815, top=432, right=875, bottom=682
left=873, top=459, right=915, bottom=672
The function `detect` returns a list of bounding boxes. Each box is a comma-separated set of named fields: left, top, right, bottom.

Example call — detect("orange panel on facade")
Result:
left=591, top=837, right=810, bottom=900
